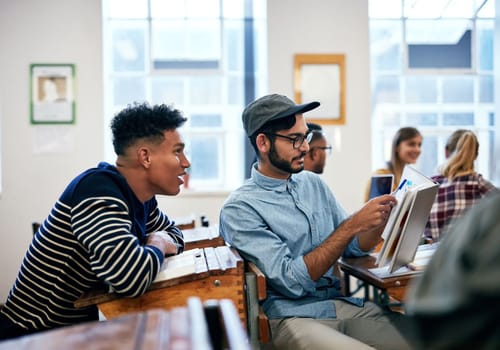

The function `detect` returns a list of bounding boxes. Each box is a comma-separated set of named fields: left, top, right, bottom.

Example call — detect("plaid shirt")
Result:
left=425, top=173, right=498, bottom=241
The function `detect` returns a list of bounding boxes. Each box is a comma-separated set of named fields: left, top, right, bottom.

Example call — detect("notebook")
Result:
left=376, top=165, right=439, bottom=273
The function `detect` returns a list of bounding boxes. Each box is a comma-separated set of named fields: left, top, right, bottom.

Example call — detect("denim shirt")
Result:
left=219, top=165, right=366, bottom=319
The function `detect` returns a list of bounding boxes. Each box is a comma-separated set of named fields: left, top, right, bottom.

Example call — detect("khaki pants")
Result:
left=269, top=300, right=412, bottom=350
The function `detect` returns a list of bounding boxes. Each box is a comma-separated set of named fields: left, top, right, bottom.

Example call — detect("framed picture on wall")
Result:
left=30, top=63, right=76, bottom=124
left=293, top=54, right=345, bottom=125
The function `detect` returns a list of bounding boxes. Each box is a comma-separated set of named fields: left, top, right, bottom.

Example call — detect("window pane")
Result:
left=406, top=113, right=437, bottom=126
left=228, top=76, right=244, bottom=105
left=406, top=20, right=472, bottom=69
left=369, top=0, right=401, bottom=18
left=188, top=20, right=221, bottom=59
left=405, top=76, right=437, bottom=103
left=151, top=0, right=185, bottom=18
left=151, top=0, right=219, bottom=18
left=104, top=0, right=266, bottom=191
left=479, top=75, right=493, bottom=103
left=152, top=20, right=221, bottom=61
left=252, top=0, right=267, bottom=19
left=373, top=76, right=400, bottom=103
left=113, top=77, right=146, bottom=105
left=152, top=21, right=185, bottom=59
left=225, top=21, right=244, bottom=72
left=108, top=0, right=148, bottom=18
left=382, top=112, right=401, bottom=126
left=186, top=0, right=220, bottom=18
left=190, top=114, right=222, bottom=127
left=188, top=136, right=220, bottom=180
left=443, top=113, right=474, bottom=125
left=406, top=19, right=470, bottom=43
left=477, top=20, right=494, bottom=71
left=188, top=77, right=222, bottom=105
left=223, top=0, right=244, bottom=18
left=404, top=0, right=485, bottom=19
left=111, top=23, right=147, bottom=72
left=442, top=76, right=473, bottom=103
left=417, top=135, right=437, bottom=177
left=370, top=20, right=402, bottom=71
left=151, top=77, right=185, bottom=105
left=477, top=0, right=495, bottom=18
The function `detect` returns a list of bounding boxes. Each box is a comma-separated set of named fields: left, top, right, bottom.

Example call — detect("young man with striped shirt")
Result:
left=0, top=102, right=190, bottom=340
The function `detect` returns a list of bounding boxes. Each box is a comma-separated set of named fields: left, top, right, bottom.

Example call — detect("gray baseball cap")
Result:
left=242, top=94, right=320, bottom=136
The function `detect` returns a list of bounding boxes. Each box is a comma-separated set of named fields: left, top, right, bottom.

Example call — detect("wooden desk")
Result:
left=338, top=255, right=421, bottom=306
left=183, top=225, right=225, bottom=250
left=75, top=247, right=247, bottom=327
left=0, top=298, right=250, bottom=350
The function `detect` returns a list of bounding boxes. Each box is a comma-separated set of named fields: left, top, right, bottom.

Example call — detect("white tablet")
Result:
left=368, top=174, right=394, bottom=200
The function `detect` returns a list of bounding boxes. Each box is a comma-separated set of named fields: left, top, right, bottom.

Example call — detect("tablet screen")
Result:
left=369, top=174, right=394, bottom=199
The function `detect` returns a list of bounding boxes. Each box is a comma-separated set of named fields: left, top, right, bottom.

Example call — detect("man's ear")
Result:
left=255, top=133, right=270, bottom=153
left=137, top=147, right=152, bottom=168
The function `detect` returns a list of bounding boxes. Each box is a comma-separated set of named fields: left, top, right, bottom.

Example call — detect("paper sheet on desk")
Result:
left=370, top=243, right=439, bottom=278
left=369, top=265, right=419, bottom=278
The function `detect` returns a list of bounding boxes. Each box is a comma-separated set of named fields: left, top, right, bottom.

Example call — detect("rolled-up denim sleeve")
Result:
left=343, top=235, right=372, bottom=258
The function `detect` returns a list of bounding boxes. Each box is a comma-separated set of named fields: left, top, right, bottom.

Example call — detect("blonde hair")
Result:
left=441, top=131, right=478, bottom=180
left=445, top=129, right=468, bottom=157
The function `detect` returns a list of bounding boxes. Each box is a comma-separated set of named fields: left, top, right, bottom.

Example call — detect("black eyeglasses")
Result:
left=310, top=146, right=333, bottom=155
left=266, top=131, right=313, bottom=149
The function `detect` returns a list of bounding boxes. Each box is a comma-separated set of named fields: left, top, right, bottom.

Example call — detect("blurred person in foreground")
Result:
left=405, top=191, right=500, bottom=349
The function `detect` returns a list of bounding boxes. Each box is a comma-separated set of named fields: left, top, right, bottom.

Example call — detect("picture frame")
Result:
left=30, top=63, right=76, bottom=124
left=293, top=54, right=345, bottom=125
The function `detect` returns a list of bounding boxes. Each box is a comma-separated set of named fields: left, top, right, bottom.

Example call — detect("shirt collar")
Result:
left=251, top=162, right=297, bottom=192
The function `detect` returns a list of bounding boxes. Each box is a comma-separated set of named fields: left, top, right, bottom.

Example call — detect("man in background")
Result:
left=303, top=122, right=332, bottom=174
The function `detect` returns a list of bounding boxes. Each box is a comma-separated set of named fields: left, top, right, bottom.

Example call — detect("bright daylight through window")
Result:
left=103, top=0, right=267, bottom=191
left=369, top=0, right=498, bottom=185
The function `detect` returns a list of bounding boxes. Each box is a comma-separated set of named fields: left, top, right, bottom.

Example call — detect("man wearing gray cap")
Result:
left=220, top=94, right=411, bottom=349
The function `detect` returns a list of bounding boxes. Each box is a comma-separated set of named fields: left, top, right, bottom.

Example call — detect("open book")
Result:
left=154, top=248, right=207, bottom=282
left=376, top=165, right=438, bottom=273
left=153, top=246, right=240, bottom=283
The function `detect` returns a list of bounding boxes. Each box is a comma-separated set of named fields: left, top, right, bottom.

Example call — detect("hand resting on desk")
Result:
left=147, top=231, right=182, bottom=256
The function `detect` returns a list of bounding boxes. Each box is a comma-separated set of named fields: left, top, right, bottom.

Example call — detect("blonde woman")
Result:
left=425, top=130, right=499, bottom=241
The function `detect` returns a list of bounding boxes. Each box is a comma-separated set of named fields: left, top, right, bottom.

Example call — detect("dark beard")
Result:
left=268, top=141, right=305, bottom=174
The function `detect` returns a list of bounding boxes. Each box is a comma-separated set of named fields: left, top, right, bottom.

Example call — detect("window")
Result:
left=103, top=0, right=267, bottom=191
left=369, top=0, right=497, bottom=184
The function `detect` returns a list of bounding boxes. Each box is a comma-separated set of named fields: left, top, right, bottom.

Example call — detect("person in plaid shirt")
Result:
left=424, top=130, right=499, bottom=241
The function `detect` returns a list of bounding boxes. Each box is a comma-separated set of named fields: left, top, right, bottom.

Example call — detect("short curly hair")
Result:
left=111, top=102, right=187, bottom=156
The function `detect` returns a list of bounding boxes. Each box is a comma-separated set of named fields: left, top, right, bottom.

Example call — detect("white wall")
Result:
left=0, top=0, right=104, bottom=299
left=267, top=0, right=372, bottom=211
left=0, top=0, right=372, bottom=300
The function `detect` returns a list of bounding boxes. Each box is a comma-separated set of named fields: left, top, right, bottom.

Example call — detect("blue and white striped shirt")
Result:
left=0, top=162, right=184, bottom=332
